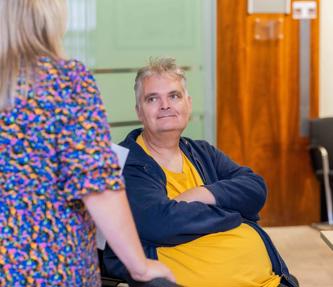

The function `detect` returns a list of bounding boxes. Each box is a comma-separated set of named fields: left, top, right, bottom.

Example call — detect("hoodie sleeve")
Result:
left=199, top=141, right=267, bottom=221
left=123, top=163, right=242, bottom=247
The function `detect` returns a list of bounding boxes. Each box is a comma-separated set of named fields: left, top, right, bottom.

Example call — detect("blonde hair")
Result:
left=0, top=0, right=67, bottom=110
left=134, top=57, right=188, bottom=106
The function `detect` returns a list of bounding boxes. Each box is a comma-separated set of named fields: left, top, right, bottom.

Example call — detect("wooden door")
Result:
left=216, top=0, right=320, bottom=226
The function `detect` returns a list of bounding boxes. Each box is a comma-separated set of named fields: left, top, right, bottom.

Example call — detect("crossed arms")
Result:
left=122, top=138, right=267, bottom=247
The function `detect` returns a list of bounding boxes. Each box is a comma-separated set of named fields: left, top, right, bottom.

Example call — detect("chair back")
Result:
left=309, top=117, right=333, bottom=172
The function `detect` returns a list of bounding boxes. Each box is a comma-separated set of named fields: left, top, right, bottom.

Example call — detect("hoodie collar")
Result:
left=120, top=128, right=192, bottom=165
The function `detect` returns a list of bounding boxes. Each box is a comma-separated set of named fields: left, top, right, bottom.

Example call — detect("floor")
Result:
left=264, top=225, right=333, bottom=287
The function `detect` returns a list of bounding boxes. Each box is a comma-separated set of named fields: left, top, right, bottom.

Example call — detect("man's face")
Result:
left=136, top=74, right=192, bottom=135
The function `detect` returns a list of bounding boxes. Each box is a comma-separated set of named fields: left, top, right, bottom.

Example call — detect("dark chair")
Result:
left=309, top=117, right=333, bottom=225
left=98, top=248, right=125, bottom=286
left=98, top=248, right=180, bottom=287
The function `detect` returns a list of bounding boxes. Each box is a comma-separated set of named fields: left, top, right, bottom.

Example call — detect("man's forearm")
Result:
left=173, top=186, right=216, bottom=205
left=204, top=173, right=266, bottom=219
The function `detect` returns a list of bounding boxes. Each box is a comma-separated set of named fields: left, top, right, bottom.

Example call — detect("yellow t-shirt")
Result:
left=137, top=134, right=280, bottom=287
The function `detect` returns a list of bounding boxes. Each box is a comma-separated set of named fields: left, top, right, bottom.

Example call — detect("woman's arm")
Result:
left=83, top=189, right=175, bottom=282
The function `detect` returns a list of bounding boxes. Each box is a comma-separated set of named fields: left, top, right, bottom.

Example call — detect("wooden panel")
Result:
left=216, top=0, right=320, bottom=226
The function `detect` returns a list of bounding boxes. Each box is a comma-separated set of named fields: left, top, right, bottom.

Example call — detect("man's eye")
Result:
left=147, top=97, right=157, bottom=103
left=170, top=93, right=181, bottom=100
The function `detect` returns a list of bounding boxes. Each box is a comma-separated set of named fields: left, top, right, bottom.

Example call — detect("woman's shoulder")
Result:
left=36, top=56, right=97, bottom=97
left=37, top=56, right=90, bottom=77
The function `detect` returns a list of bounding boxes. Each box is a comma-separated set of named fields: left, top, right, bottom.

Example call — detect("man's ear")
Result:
left=188, top=95, right=193, bottom=112
left=135, top=104, right=142, bottom=121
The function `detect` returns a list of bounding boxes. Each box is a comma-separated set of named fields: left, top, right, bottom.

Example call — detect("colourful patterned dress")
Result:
left=0, top=57, right=124, bottom=286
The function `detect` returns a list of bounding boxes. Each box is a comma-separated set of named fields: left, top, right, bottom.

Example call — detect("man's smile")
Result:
left=157, top=114, right=177, bottom=119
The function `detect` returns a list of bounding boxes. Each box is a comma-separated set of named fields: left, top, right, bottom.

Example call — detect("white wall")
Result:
left=319, top=0, right=333, bottom=117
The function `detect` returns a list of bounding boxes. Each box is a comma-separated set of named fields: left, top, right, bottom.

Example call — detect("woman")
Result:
left=0, top=0, right=174, bottom=286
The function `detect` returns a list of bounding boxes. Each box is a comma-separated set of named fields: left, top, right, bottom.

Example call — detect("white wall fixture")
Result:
left=292, top=1, right=317, bottom=19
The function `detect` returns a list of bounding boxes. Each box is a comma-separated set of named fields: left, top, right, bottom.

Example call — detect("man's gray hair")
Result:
left=134, top=57, right=187, bottom=106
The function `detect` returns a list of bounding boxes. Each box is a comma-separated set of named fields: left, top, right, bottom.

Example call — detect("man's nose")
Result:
left=160, top=97, right=170, bottom=110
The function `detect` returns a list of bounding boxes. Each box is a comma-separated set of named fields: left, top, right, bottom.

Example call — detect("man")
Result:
left=104, top=58, right=297, bottom=287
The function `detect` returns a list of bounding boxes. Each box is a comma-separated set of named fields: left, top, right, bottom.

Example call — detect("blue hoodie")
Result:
left=103, top=128, right=297, bottom=287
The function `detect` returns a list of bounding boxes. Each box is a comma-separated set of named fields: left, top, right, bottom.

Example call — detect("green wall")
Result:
left=65, top=0, right=205, bottom=143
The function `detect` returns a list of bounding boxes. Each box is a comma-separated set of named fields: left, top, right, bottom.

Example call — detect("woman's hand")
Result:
left=130, top=259, right=176, bottom=283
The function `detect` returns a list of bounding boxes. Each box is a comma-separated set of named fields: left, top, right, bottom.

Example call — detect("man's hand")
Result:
left=173, top=187, right=216, bottom=205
